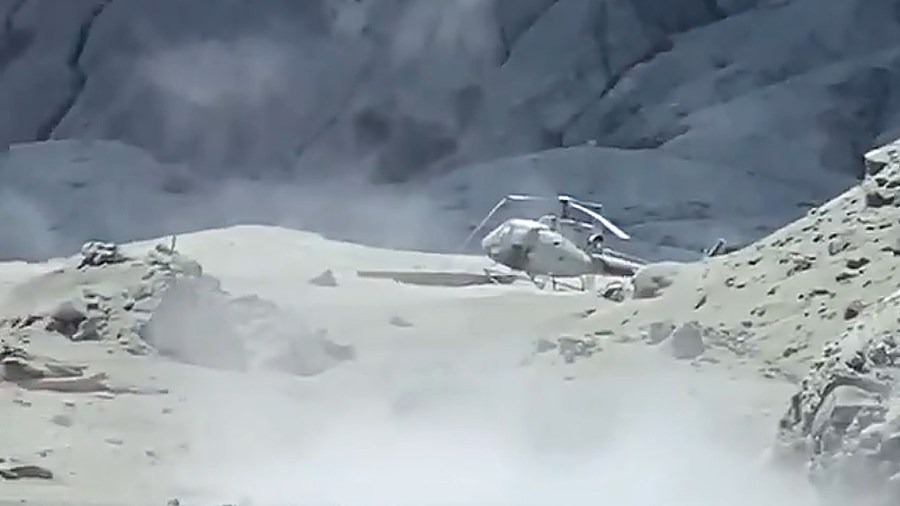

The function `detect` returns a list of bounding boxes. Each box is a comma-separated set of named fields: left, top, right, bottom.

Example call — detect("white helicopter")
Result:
left=460, top=194, right=647, bottom=290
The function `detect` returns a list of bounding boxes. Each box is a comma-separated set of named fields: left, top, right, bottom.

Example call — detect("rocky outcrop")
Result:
left=4, top=241, right=355, bottom=377
left=778, top=149, right=900, bottom=506
left=776, top=287, right=900, bottom=505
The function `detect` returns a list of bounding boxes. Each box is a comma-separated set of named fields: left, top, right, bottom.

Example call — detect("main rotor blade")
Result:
left=506, top=194, right=548, bottom=201
left=569, top=201, right=630, bottom=240
left=573, top=198, right=603, bottom=210
left=459, top=197, right=513, bottom=251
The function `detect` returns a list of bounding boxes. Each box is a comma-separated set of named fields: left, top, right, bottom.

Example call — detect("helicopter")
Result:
left=459, top=194, right=647, bottom=290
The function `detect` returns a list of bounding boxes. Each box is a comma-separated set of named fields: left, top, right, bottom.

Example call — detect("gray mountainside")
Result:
left=4, top=0, right=900, bottom=260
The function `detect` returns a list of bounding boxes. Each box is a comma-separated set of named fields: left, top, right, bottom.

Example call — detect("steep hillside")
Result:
left=2, top=0, right=897, bottom=185
left=571, top=137, right=900, bottom=382
left=0, top=139, right=823, bottom=261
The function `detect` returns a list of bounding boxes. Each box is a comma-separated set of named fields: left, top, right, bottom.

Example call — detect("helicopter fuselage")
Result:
left=481, top=218, right=594, bottom=277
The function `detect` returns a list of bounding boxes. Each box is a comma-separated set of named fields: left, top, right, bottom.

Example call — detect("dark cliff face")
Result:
left=2, top=0, right=900, bottom=184
left=5, top=0, right=900, bottom=262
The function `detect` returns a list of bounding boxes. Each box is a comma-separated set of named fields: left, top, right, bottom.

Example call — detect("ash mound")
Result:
left=2, top=239, right=354, bottom=378
left=569, top=137, right=900, bottom=505
left=577, top=138, right=900, bottom=376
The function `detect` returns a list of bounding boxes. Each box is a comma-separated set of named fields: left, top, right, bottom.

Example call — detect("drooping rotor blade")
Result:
left=458, top=196, right=515, bottom=251
left=569, top=201, right=630, bottom=240
left=507, top=194, right=548, bottom=202
left=574, top=198, right=603, bottom=210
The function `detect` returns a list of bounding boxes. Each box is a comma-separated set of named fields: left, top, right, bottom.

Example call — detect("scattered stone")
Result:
left=694, top=292, right=707, bottom=309
left=45, top=301, right=87, bottom=338
left=782, top=343, right=805, bottom=358
left=389, top=315, right=413, bottom=328
left=644, top=321, right=675, bottom=345
left=845, top=300, right=864, bottom=320
left=71, top=316, right=103, bottom=342
left=557, top=336, right=599, bottom=363
left=668, top=322, right=705, bottom=360
left=575, top=308, right=597, bottom=318
left=784, top=252, right=815, bottom=276
left=0, top=464, right=53, bottom=480
left=865, top=186, right=895, bottom=208
left=308, top=269, right=338, bottom=287
left=828, top=237, right=853, bottom=255
left=50, top=414, right=73, bottom=427
left=600, top=281, right=626, bottom=302
left=632, top=262, right=682, bottom=299
left=846, top=257, right=870, bottom=270
left=836, top=270, right=858, bottom=282
left=78, top=241, right=128, bottom=269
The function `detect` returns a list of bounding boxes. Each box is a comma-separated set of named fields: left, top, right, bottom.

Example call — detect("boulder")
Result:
left=632, top=262, right=683, bottom=299
left=78, top=241, right=128, bottom=268
left=668, top=321, right=705, bottom=359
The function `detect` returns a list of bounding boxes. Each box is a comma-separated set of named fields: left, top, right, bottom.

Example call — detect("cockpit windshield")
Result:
left=482, top=219, right=548, bottom=250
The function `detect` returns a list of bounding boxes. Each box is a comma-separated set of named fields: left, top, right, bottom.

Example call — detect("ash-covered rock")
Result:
left=668, top=321, right=705, bottom=360
left=136, top=245, right=355, bottom=375
left=632, top=262, right=683, bottom=299
left=19, top=241, right=354, bottom=377
left=533, top=335, right=599, bottom=364
left=45, top=301, right=88, bottom=338
left=776, top=287, right=900, bottom=505
left=308, top=268, right=338, bottom=287
left=558, top=335, right=600, bottom=363
left=599, top=280, right=627, bottom=302
left=78, top=241, right=129, bottom=269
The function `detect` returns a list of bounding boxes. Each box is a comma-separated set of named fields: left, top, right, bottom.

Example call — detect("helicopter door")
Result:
left=528, top=229, right=592, bottom=277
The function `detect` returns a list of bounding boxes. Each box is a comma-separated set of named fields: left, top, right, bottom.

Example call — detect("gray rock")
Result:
left=844, top=300, right=864, bottom=320
left=557, top=335, right=599, bottom=363
left=776, top=288, right=900, bottom=505
left=71, top=316, right=103, bottom=341
left=46, top=301, right=87, bottom=338
left=308, top=269, right=338, bottom=287
left=668, top=321, right=705, bottom=359
left=644, top=321, right=675, bottom=345
left=78, top=241, right=128, bottom=268
left=632, top=262, right=683, bottom=299
left=600, top=281, right=626, bottom=302
left=389, top=315, right=413, bottom=328
left=0, top=464, right=53, bottom=480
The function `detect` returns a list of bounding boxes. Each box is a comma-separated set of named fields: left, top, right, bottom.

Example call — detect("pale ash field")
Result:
left=0, top=222, right=823, bottom=506
left=6, top=140, right=900, bottom=505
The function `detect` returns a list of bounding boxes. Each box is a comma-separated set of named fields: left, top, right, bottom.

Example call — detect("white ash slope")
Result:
left=571, top=138, right=900, bottom=383
left=770, top=145, right=900, bottom=506
left=548, top=137, right=900, bottom=505
left=0, top=227, right=819, bottom=506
